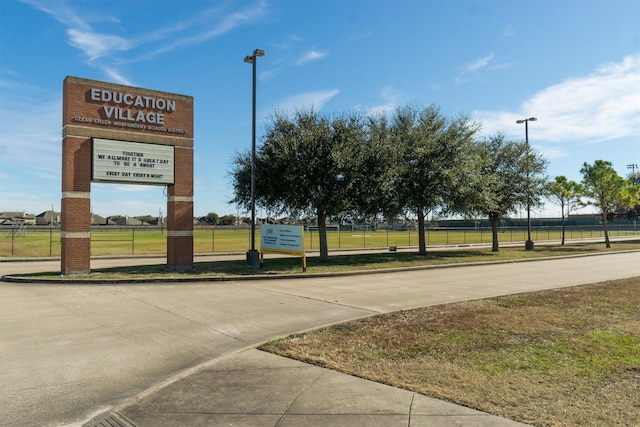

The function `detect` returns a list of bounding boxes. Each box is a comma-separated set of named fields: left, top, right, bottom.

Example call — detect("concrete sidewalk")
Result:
left=96, top=349, right=530, bottom=427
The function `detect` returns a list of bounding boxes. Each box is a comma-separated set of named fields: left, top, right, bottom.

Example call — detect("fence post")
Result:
left=132, top=227, right=135, bottom=255
left=212, top=226, right=215, bottom=253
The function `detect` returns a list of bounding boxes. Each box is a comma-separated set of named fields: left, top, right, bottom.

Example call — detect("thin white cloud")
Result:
left=20, top=0, right=127, bottom=62
left=272, top=89, right=340, bottom=113
left=467, top=53, right=495, bottom=72
left=0, top=95, right=60, bottom=177
left=109, top=184, right=157, bottom=193
left=259, top=68, right=283, bottom=81
left=537, top=146, right=569, bottom=160
left=341, top=30, right=374, bottom=45
left=272, top=34, right=304, bottom=50
left=67, top=28, right=131, bottom=62
left=490, top=61, right=517, bottom=71
left=475, top=54, right=640, bottom=144
left=103, top=67, right=133, bottom=86
left=22, top=0, right=267, bottom=80
left=19, top=0, right=91, bottom=31
left=296, top=50, right=329, bottom=66
left=365, top=85, right=408, bottom=116
left=0, top=191, right=57, bottom=213
left=139, top=2, right=267, bottom=60
left=503, top=24, right=516, bottom=37
left=455, top=53, right=495, bottom=84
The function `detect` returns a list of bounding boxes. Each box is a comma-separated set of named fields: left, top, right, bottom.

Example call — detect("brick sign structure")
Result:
left=61, top=76, right=194, bottom=274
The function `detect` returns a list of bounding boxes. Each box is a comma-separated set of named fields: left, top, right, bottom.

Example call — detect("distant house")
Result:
left=0, top=211, right=36, bottom=226
left=91, top=213, right=115, bottom=226
left=110, top=215, right=149, bottom=226
left=194, top=217, right=210, bottom=226
left=36, top=210, right=61, bottom=225
left=147, top=217, right=166, bottom=226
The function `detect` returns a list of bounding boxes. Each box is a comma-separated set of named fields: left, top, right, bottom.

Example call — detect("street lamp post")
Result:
left=628, top=164, right=639, bottom=185
left=244, top=48, right=265, bottom=268
left=516, top=117, right=537, bottom=251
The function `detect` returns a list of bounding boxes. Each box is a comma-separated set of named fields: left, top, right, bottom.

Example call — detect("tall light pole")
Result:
left=244, top=48, right=265, bottom=268
left=516, top=117, right=537, bottom=251
left=628, top=164, right=639, bottom=185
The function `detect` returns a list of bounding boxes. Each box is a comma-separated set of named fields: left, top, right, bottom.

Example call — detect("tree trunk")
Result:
left=417, top=208, right=427, bottom=255
left=560, top=201, right=566, bottom=246
left=317, top=212, right=330, bottom=262
left=489, top=212, right=500, bottom=252
left=602, top=210, right=611, bottom=248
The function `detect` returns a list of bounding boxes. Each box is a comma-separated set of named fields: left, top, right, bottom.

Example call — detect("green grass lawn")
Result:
left=10, top=240, right=640, bottom=281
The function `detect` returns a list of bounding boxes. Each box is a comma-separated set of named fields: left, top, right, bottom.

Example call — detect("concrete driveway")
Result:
left=0, top=252, right=638, bottom=426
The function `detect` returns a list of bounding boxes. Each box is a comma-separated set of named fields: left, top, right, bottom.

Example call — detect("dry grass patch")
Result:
left=261, top=278, right=640, bottom=427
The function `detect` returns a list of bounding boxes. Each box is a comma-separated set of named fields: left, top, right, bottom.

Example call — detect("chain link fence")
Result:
left=1, top=223, right=638, bottom=258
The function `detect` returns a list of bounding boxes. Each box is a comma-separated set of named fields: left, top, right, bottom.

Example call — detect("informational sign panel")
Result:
left=92, top=138, right=174, bottom=185
left=260, top=224, right=305, bottom=254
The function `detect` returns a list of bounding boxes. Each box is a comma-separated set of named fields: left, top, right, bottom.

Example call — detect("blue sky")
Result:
left=1, top=0, right=639, bottom=219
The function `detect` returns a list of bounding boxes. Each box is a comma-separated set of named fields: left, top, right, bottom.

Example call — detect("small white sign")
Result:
left=92, top=138, right=174, bottom=185
left=261, top=224, right=305, bottom=254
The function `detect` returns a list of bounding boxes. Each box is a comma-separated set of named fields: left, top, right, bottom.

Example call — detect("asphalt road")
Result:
left=0, top=251, right=638, bottom=426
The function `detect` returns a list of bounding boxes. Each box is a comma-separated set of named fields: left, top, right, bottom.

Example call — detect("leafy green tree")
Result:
left=623, top=180, right=640, bottom=220
left=230, top=109, right=366, bottom=262
left=624, top=169, right=640, bottom=221
left=345, top=113, right=398, bottom=220
left=390, top=105, right=480, bottom=255
left=474, top=134, right=548, bottom=252
left=204, top=212, right=220, bottom=225
left=545, top=176, right=584, bottom=245
left=219, top=214, right=236, bottom=226
left=580, top=160, right=632, bottom=248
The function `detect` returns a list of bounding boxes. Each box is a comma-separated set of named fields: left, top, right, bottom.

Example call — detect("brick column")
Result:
left=61, top=136, right=92, bottom=275
left=167, top=145, right=194, bottom=269
left=61, top=76, right=194, bottom=274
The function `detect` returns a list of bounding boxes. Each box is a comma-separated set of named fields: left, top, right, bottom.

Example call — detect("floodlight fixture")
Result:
left=244, top=48, right=265, bottom=268
left=516, top=116, right=538, bottom=251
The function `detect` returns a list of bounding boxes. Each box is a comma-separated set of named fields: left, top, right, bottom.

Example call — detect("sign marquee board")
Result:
left=260, top=224, right=307, bottom=271
left=261, top=224, right=305, bottom=253
left=61, top=76, right=194, bottom=275
left=92, top=138, right=175, bottom=185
